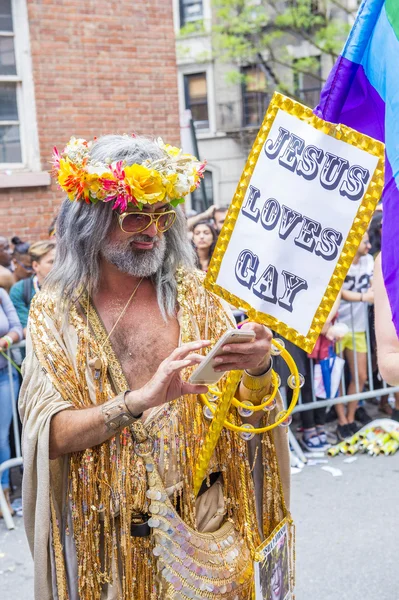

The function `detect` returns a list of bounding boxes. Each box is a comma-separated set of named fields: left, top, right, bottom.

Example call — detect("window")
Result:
left=242, top=65, right=269, bottom=127
left=184, top=72, right=209, bottom=130
left=191, top=170, right=213, bottom=212
left=294, top=57, right=322, bottom=108
left=0, top=0, right=22, bottom=163
left=180, top=0, right=203, bottom=28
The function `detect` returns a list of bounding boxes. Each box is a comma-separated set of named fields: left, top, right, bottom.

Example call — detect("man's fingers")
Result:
left=221, top=342, right=264, bottom=355
left=240, top=322, right=273, bottom=340
left=214, top=353, right=251, bottom=365
left=181, top=382, right=208, bottom=395
left=214, top=363, right=243, bottom=372
left=172, top=340, right=210, bottom=360
left=166, top=355, right=204, bottom=375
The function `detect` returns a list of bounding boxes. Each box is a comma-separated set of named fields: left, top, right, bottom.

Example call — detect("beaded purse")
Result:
left=133, top=422, right=253, bottom=600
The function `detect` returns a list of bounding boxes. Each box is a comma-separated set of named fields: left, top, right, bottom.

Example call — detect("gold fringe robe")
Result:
left=19, top=269, right=290, bottom=600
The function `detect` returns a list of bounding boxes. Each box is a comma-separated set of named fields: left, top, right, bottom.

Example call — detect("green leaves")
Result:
left=210, top=0, right=355, bottom=103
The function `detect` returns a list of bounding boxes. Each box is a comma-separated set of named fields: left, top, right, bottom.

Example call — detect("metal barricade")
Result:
left=0, top=340, right=25, bottom=530
left=292, top=304, right=399, bottom=416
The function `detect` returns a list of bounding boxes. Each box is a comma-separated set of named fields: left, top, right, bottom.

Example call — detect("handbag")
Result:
left=313, top=349, right=345, bottom=399
left=132, top=421, right=253, bottom=599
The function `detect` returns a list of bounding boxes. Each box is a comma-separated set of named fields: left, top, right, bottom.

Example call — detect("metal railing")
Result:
left=0, top=340, right=24, bottom=530
left=292, top=303, right=399, bottom=414
left=2, top=305, right=396, bottom=525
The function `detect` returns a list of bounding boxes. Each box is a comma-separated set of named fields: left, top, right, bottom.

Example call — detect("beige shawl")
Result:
left=19, top=271, right=290, bottom=600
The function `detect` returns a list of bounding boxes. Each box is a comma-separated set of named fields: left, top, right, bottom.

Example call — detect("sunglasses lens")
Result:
left=158, top=212, right=176, bottom=232
left=121, top=213, right=151, bottom=233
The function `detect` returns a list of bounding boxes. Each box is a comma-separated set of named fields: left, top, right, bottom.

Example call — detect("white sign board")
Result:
left=205, top=94, right=384, bottom=351
left=254, top=521, right=291, bottom=600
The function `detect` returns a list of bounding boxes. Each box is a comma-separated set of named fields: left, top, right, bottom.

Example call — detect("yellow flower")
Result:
left=124, top=164, right=166, bottom=204
left=163, top=172, right=178, bottom=198
left=57, top=159, right=102, bottom=203
left=163, top=143, right=181, bottom=159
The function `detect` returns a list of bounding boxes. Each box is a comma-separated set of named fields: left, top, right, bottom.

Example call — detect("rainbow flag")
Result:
left=315, top=0, right=399, bottom=334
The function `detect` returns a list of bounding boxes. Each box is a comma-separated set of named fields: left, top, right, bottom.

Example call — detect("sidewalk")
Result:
left=0, top=514, right=33, bottom=599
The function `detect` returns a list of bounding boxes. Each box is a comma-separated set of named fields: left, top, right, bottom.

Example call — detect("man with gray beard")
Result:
left=19, top=134, right=290, bottom=600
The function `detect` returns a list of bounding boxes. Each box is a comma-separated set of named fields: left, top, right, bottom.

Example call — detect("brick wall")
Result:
left=0, top=0, right=179, bottom=241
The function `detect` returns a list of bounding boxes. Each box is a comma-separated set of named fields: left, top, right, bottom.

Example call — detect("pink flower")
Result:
left=51, top=146, right=61, bottom=171
left=100, top=161, right=137, bottom=212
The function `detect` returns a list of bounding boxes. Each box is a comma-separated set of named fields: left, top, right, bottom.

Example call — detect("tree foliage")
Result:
left=211, top=0, right=357, bottom=102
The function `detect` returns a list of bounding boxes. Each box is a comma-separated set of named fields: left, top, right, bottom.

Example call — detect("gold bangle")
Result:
left=241, top=358, right=273, bottom=391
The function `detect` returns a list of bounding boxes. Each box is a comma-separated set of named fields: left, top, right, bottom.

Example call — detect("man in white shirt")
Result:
left=336, top=232, right=374, bottom=440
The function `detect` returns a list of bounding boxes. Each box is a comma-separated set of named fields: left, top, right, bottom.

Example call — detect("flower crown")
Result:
left=51, top=136, right=206, bottom=213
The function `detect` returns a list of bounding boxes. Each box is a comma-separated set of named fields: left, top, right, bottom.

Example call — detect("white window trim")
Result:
left=173, top=0, right=211, bottom=35
left=178, top=63, right=216, bottom=136
left=0, top=0, right=49, bottom=186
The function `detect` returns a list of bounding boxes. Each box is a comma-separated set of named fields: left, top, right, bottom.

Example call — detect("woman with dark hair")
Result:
left=192, top=221, right=217, bottom=272
left=11, top=237, right=32, bottom=283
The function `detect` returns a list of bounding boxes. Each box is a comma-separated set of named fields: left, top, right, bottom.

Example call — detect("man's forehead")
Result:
left=134, top=202, right=170, bottom=213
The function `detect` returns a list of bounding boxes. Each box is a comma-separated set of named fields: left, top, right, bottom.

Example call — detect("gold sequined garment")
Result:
left=24, top=268, right=290, bottom=600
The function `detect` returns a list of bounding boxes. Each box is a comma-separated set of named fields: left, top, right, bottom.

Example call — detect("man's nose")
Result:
left=144, top=221, right=158, bottom=237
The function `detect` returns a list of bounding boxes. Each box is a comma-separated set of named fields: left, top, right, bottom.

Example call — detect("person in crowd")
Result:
left=335, top=232, right=374, bottom=440
left=299, top=294, right=343, bottom=451
left=20, top=134, right=288, bottom=599
left=10, top=240, right=56, bottom=337
left=0, top=287, right=23, bottom=516
left=192, top=220, right=218, bottom=272
left=186, top=204, right=229, bottom=235
left=11, top=237, right=32, bottom=284
left=0, top=236, right=14, bottom=292
left=213, top=206, right=228, bottom=234
left=186, top=203, right=216, bottom=231
left=374, top=254, right=399, bottom=421
left=368, top=209, right=382, bottom=258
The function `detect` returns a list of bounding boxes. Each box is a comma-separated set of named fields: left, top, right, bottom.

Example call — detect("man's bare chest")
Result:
left=108, top=312, right=180, bottom=390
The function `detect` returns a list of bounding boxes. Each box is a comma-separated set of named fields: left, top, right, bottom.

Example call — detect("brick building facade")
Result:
left=0, top=0, right=179, bottom=240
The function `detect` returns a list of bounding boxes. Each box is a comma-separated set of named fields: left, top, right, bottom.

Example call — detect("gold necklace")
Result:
left=88, top=276, right=144, bottom=375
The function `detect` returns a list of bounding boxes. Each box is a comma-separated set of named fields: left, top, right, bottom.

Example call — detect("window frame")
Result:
left=183, top=71, right=210, bottom=131
left=191, top=168, right=213, bottom=212
left=241, top=64, right=269, bottom=129
left=179, top=0, right=204, bottom=28
left=0, top=0, right=42, bottom=172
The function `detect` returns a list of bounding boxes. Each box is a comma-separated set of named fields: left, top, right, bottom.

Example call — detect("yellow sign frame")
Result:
left=204, top=92, right=385, bottom=353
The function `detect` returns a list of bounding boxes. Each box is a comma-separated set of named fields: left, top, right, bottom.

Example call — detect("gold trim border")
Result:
left=204, top=92, right=385, bottom=353
left=254, top=516, right=291, bottom=561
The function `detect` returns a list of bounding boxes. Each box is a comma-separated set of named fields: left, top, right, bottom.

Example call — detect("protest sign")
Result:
left=205, top=93, right=384, bottom=352
left=254, top=520, right=292, bottom=600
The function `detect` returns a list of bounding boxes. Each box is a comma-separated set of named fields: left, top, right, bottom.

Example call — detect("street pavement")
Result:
left=0, top=453, right=397, bottom=599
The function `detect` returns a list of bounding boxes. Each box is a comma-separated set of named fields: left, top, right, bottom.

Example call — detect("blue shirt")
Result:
left=0, top=288, right=23, bottom=370
left=9, top=277, right=35, bottom=329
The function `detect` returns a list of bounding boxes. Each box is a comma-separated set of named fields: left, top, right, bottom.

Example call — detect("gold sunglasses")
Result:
left=118, top=210, right=177, bottom=234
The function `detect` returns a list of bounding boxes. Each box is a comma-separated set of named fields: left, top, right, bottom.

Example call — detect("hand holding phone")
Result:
left=189, top=329, right=256, bottom=385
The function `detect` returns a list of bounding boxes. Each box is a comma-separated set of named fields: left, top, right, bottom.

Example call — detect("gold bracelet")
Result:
left=241, top=358, right=273, bottom=391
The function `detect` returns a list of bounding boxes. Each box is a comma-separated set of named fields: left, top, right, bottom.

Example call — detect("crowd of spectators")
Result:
left=0, top=202, right=394, bottom=516
left=188, top=202, right=398, bottom=453
left=0, top=223, right=56, bottom=516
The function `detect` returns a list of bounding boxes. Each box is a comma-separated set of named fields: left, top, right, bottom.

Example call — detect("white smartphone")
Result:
left=189, top=329, right=256, bottom=385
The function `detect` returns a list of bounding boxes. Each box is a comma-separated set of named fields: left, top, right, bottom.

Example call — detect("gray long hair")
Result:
left=46, top=135, right=196, bottom=318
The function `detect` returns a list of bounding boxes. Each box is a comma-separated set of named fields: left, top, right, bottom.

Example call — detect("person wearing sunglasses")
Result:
left=20, top=134, right=289, bottom=600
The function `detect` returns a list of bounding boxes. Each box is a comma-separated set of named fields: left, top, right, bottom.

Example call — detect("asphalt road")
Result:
left=0, top=453, right=397, bottom=599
